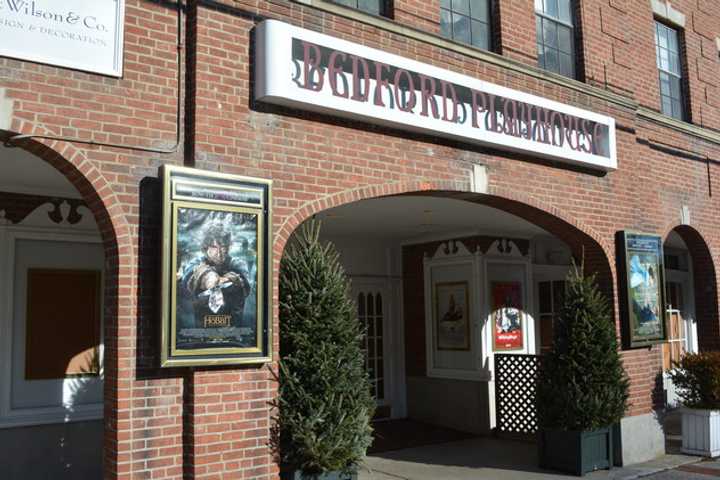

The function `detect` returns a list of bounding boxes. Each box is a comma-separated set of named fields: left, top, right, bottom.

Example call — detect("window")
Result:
left=663, top=281, right=686, bottom=370
left=537, top=280, right=565, bottom=354
left=535, top=0, right=576, bottom=78
left=357, top=291, right=385, bottom=402
left=440, top=0, right=492, bottom=51
left=329, top=0, right=388, bottom=17
left=654, top=21, right=685, bottom=120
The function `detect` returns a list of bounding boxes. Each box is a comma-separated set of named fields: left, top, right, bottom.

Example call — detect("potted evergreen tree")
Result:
left=277, top=221, right=375, bottom=479
left=536, top=263, right=629, bottom=476
left=668, top=352, right=720, bottom=457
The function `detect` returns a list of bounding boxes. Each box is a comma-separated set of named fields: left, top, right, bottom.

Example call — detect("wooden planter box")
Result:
left=681, top=408, right=720, bottom=457
left=538, top=427, right=613, bottom=476
left=280, top=469, right=357, bottom=480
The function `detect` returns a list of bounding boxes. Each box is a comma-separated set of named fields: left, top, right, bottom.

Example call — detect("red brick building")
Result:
left=0, top=0, right=719, bottom=478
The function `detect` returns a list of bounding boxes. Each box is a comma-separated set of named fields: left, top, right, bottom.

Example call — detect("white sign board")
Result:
left=255, top=20, right=617, bottom=171
left=0, top=0, right=124, bottom=77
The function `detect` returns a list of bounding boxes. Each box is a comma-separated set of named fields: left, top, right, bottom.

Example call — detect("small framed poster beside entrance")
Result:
left=491, top=281, right=525, bottom=351
left=160, top=166, right=272, bottom=367
left=618, top=231, right=667, bottom=348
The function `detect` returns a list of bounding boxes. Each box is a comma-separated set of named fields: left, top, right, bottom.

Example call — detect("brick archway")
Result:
left=664, top=224, right=719, bottom=351
left=2, top=122, right=133, bottom=479
left=276, top=181, right=615, bottom=304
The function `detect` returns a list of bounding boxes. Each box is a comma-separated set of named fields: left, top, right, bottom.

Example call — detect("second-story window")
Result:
left=654, top=21, right=686, bottom=121
left=535, top=0, right=576, bottom=78
left=330, top=0, right=388, bottom=17
left=440, top=0, right=492, bottom=51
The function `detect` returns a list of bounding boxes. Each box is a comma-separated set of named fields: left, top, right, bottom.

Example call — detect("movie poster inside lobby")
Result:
left=492, top=282, right=524, bottom=351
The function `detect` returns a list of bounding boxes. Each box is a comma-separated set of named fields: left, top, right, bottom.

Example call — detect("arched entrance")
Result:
left=662, top=226, right=718, bottom=404
left=280, top=189, right=615, bottom=476
left=0, top=137, right=124, bottom=479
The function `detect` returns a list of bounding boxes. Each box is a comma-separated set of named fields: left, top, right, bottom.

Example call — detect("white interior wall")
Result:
left=320, top=207, right=573, bottom=428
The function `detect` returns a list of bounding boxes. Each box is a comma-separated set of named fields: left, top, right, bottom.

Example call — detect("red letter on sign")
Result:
left=393, top=69, right=417, bottom=113
left=440, top=80, right=459, bottom=123
left=301, top=40, right=324, bottom=92
left=328, top=51, right=348, bottom=98
left=471, top=89, right=488, bottom=128
left=350, top=55, right=370, bottom=102
left=374, top=62, right=391, bottom=107
left=418, top=74, right=439, bottom=118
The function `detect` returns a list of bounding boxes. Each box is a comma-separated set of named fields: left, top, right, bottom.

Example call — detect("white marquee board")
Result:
left=255, top=20, right=617, bottom=171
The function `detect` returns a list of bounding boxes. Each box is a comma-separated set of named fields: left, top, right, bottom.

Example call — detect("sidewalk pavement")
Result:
left=358, top=437, right=702, bottom=480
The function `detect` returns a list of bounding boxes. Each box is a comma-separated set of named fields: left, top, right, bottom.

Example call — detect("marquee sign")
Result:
left=255, top=20, right=617, bottom=171
left=0, top=0, right=124, bottom=77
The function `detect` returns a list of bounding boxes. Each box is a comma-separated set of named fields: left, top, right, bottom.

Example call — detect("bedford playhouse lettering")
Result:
left=255, top=20, right=617, bottom=171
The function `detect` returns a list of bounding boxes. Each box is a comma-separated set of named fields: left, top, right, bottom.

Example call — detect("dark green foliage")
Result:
left=537, top=263, right=629, bottom=431
left=277, top=221, right=375, bottom=474
left=668, top=352, right=720, bottom=409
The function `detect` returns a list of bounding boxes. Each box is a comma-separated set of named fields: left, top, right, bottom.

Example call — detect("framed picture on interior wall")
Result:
left=492, top=281, right=524, bottom=351
left=434, top=281, right=471, bottom=351
left=618, top=231, right=667, bottom=348
left=160, top=165, right=272, bottom=367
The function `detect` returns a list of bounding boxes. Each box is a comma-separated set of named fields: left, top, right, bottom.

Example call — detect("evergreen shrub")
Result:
left=537, top=263, right=629, bottom=431
left=277, top=221, right=375, bottom=474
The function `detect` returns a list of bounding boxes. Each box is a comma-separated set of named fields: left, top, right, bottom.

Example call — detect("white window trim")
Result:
left=0, top=205, right=103, bottom=429
left=650, top=0, right=686, bottom=28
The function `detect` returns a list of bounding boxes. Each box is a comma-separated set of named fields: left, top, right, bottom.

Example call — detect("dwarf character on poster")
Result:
left=176, top=208, right=258, bottom=349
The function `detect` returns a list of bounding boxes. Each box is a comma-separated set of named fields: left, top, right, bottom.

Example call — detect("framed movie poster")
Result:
left=618, top=231, right=667, bottom=348
left=434, top=282, right=470, bottom=351
left=492, top=282, right=524, bottom=351
left=160, top=166, right=272, bottom=367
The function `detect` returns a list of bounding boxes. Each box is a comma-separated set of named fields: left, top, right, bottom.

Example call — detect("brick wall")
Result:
left=0, top=0, right=718, bottom=477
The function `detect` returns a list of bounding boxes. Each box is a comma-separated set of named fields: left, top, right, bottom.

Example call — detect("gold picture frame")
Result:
left=160, top=165, right=272, bottom=367
left=617, top=231, right=667, bottom=348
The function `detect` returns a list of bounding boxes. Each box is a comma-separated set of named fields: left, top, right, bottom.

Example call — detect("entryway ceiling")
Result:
left=0, top=144, right=80, bottom=198
left=315, top=195, right=548, bottom=241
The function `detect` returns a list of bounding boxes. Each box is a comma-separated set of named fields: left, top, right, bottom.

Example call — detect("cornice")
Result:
left=637, top=107, right=720, bottom=147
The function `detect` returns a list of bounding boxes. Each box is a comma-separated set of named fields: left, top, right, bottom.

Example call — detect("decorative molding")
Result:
left=16, top=201, right=97, bottom=232
left=0, top=210, right=10, bottom=226
left=681, top=205, right=691, bottom=226
left=650, top=0, right=686, bottom=27
left=470, top=164, right=488, bottom=194
left=431, top=240, right=473, bottom=259
left=637, top=107, right=720, bottom=147
left=290, top=0, right=638, bottom=111
left=487, top=239, right=525, bottom=257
